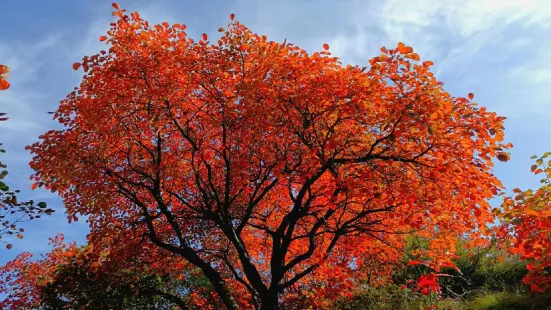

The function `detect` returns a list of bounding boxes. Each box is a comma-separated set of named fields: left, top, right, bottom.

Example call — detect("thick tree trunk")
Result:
left=259, top=291, right=279, bottom=310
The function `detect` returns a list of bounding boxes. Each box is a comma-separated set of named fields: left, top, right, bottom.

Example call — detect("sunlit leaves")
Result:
left=397, top=42, right=413, bottom=54
left=0, top=80, right=9, bottom=91
left=405, top=53, right=420, bottom=61
left=499, top=153, right=551, bottom=293
left=22, top=4, right=512, bottom=308
left=0, top=65, right=10, bottom=91
left=422, top=61, right=434, bottom=67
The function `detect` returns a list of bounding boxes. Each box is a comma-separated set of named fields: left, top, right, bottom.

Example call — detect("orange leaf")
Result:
left=398, top=42, right=413, bottom=54
left=323, top=43, right=329, bottom=51
left=72, top=62, right=81, bottom=71
left=422, top=61, right=434, bottom=67
left=230, top=13, right=235, bottom=20
left=405, top=53, right=420, bottom=61
left=496, top=152, right=510, bottom=162
left=99, top=36, right=107, bottom=42
left=0, top=79, right=9, bottom=90
left=380, top=46, right=388, bottom=54
left=162, top=21, right=169, bottom=28
left=17, top=234, right=23, bottom=239
left=112, top=3, right=119, bottom=10
left=202, top=33, right=208, bottom=41
left=31, top=183, right=38, bottom=190
left=407, top=260, right=422, bottom=266
left=468, top=93, right=474, bottom=100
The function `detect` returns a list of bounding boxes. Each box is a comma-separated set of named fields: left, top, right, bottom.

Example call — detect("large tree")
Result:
left=26, top=5, right=511, bottom=309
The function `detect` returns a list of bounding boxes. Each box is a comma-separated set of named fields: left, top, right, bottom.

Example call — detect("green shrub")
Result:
left=333, top=285, right=465, bottom=310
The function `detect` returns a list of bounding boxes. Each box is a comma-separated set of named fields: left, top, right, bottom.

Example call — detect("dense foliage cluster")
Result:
left=0, top=3, right=550, bottom=309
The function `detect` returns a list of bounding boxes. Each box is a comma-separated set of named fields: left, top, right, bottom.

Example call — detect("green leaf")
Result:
left=531, top=155, right=538, bottom=159
left=543, top=152, right=551, bottom=158
left=37, top=202, right=47, bottom=208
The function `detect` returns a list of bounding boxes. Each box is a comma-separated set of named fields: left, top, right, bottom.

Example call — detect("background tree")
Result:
left=26, top=4, right=512, bottom=309
left=498, top=152, right=551, bottom=293
left=0, top=64, right=53, bottom=249
left=0, top=231, right=221, bottom=309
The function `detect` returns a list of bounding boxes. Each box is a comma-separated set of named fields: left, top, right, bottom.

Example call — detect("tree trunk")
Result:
left=259, top=292, right=279, bottom=310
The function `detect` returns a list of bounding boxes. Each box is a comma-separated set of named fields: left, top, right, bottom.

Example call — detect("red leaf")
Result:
left=0, top=79, right=10, bottom=90
left=468, top=93, right=474, bottom=100
left=323, top=43, right=330, bottom=51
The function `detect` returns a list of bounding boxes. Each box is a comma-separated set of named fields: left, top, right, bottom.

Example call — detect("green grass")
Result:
left=467, top=291, right=551, bottom=310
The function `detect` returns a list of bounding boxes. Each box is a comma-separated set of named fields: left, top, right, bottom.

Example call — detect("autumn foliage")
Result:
left=498, top=152, right=551, bottom=293
left=0, top=231, right=214, bottom=309
left=0, top=64, right=9, bottom=91
left=14, top=4, right=515, bottom=309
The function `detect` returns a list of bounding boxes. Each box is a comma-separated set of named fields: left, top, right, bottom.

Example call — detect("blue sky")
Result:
left=1, top=0, right=550, bottom=264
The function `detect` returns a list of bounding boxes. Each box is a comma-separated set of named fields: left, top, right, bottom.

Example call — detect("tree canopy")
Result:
left=2, top=4, right=521, bottom=309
